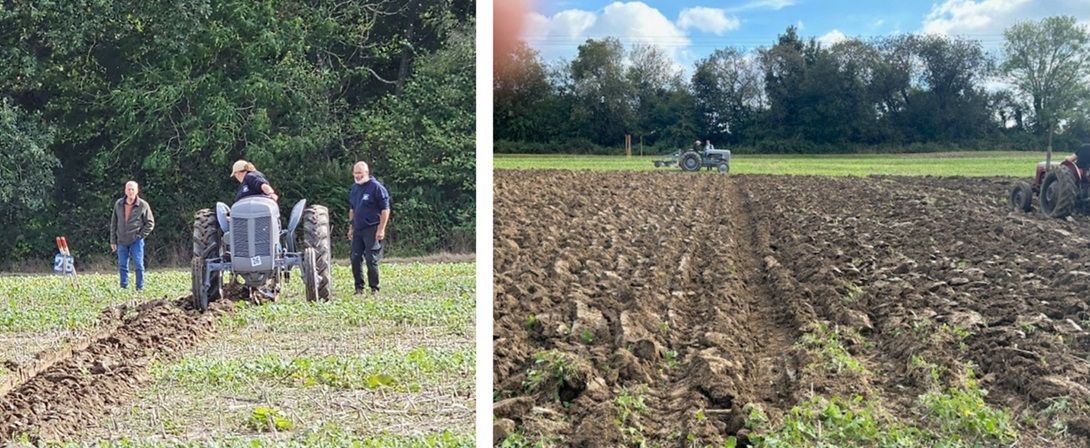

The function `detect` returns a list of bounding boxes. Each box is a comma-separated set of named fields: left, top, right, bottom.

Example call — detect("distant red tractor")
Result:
left=1009, top=158, right=1088, bottom=218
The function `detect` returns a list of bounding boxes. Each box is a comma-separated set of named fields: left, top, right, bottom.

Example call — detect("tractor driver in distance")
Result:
left=231, top=160, right=279, bottom=202
left=1063, top=143, right=1090, bottom=171
left=705, top=140, right=715, bottom=150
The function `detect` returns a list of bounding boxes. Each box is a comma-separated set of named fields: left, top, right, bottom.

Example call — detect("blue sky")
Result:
left=522, top=0, right=1090, bottom=70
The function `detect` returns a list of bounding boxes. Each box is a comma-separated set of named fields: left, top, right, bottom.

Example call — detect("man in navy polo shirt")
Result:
left=348, top=161, right=390, bottom=295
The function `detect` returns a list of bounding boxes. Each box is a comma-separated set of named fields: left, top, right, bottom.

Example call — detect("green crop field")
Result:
left=0, top=262, right=475, bottom=446
left=494, top=152, right=1050, bottom=177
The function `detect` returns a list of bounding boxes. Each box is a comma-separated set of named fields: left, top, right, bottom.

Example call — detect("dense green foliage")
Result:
left=1002, top=16, right=1090, bottom=151
left=0, top=0, right=474, bottom=267
left=0, top=99, right=59, bottom=261
left=495, top=17, right=1090, bottom=156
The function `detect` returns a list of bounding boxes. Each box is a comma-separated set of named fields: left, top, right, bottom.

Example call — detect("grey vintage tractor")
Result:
left=191, top=197, right=332, bottom=311
left=653, top=147, right=732, bottom=173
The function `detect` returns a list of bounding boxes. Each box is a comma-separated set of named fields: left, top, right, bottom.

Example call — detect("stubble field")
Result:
left=0, top=263, right=475, bottom=447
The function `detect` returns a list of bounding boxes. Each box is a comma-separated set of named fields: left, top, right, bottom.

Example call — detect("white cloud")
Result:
left=921, top=0, right=1090, bottom=36
left=677, top=7, right=741, bottom=35
left=551, top=9, right=598, bottom=39
left=524, top=2, right=691, bottom=61
left=872, top=19, right=885, bottom=28
left=796, top=19, right=805, bottom=31
left=921, top=0, right=1029, bottom=35
left=524, top=12, right=551, bottom=41
left=731, top=0, right=796, bottom=12
left=817, top=29, right=847, bottom=46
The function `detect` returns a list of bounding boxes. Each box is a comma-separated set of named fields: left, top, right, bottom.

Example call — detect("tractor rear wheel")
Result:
left=192, top=209, right=223, bottom=310
left=1041, top=168, right=1077, bottom=218
left=680, top=151, right=701, bottom=172
left=302, top=205, right=332, bottom=300
left=1009, top=181, right=1033, bottom=212
left=301, top=247, right=319, bottom=302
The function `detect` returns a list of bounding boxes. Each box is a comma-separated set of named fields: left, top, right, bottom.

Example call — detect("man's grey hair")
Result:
left=353, top=161, right=369, bottom=172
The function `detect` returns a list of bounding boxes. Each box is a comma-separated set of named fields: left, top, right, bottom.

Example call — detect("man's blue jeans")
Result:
left=117, top=238, right=145, bottom=290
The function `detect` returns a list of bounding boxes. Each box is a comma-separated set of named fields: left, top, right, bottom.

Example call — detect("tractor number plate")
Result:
left=250, top=256, right=262, bottom=267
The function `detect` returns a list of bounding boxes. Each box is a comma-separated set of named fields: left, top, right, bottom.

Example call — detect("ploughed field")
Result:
left=493, top=171, right=1090, bottom=447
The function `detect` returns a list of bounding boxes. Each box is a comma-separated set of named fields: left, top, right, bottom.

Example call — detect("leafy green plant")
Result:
left=524, top=350, right=584, bottom=402
left=1043, top=396, right=1071, bottom=435
left=912, top=318, right=931, bottom=335
left=615, top=385, right=650, bottom=445
left=910, top=355, right=944, bottom=384
left=500, top=431, right=560, bottom=448
left=844, top=283, right=864, bottom=303
left=664, top=350, right=679, bottom=369
left=798, top=323, right=866, bottom=375
left=743, top=403, right=770, bottom=433
left=578, top=329, right=594, bottom=344
left=244, top=406, right=294, bottom=433
left=919, top=370, right=1017, bottom=444
left=747, top=396, right=927, bottom=447
left=501, top=431, right=532, bottom=448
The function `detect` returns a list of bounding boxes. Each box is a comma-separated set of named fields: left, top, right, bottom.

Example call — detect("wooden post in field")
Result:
left=625, top=134, right=632, bottom=158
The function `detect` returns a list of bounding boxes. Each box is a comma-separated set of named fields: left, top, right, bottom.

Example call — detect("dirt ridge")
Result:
left=0, top=295, right=235, bottom=443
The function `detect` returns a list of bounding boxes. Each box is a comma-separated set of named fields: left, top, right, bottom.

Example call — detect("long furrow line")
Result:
left=0, top=296, right=233, bottom=443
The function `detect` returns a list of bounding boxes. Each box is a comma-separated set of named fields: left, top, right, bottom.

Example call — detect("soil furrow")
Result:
left=728, top=181, right=802, bottom=408
left=0, top=296, right=234, bottom=443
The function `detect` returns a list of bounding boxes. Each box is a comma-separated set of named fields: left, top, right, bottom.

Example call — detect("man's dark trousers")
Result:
left=351, top=225, right=381, bottom=292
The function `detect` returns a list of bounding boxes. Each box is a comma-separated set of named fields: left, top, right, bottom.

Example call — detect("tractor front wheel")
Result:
left=302, top=205, right=333, bottom=300
left=717, top=162, right=729, bottom=174
left=1040, top=168, right=1077, bottom=218
left=1009, top=181, right=1033, bottom=212
left=680, top=151, right=701, bottom=172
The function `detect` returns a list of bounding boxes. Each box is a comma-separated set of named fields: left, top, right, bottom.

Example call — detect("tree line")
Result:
left=0, top=0, right=475, bottom=268
left=495, top=16, right=1090, bottom=156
